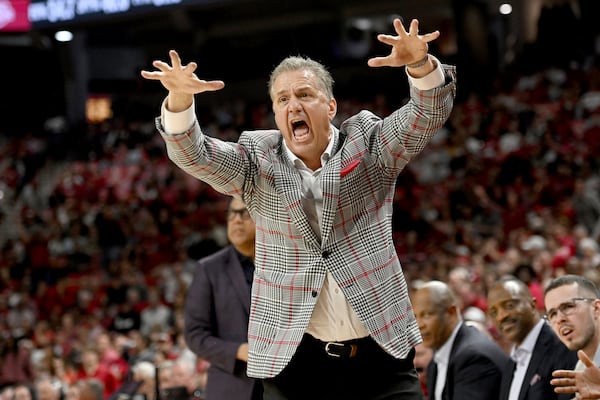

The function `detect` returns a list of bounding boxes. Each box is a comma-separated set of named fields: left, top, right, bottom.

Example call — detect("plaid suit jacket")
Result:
left=157, top=65, right=457, bottom=378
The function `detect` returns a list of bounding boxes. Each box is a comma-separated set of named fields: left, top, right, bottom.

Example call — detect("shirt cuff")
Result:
left=161, top=98, right=196, bottom=134
left=406, top=55, right=445, bottom=91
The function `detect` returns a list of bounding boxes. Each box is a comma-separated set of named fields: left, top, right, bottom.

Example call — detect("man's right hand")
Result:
left=141, top=49, right=225, bottom=112
left=236, top=342, right=250, bottom=362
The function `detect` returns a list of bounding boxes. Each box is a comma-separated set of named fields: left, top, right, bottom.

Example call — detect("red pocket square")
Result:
left=340, top=159, right=361, bottom=177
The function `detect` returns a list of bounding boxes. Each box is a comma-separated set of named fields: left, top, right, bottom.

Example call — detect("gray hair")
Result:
left=268, top=55, right=334, bottom=101
left=420, top=280, right=459, bottom=310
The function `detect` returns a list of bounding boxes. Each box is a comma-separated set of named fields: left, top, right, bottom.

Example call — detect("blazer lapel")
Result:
left=272, top=141, right=321, bottom=248
left=518, top=324, right=550, bottom=400
left=499, top=358, right=516, bottom=400
left=223, top=247, right=251, bottom=314
left=427, top=360, right=438, bottom=399
left=319, top=126, right=344, bottom=245
left=320, top=171, right=340, bottom=244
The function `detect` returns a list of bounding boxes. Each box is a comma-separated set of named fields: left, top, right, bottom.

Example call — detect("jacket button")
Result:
left=311, top=290, right=318, bottom=297
left=322, top=251, right=330, bottom=258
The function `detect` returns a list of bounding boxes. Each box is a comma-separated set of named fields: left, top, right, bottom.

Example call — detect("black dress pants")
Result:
left=262, top=334, right=424, bottom=400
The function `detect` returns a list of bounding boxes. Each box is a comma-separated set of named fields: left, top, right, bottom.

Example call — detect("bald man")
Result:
left=487, top=276, right=577, bottom=400
left=412, top=280, right=508, bottom=400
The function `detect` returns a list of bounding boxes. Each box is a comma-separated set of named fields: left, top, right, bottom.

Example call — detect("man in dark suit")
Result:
left=412, top=280, right=508, bottom=400
left=487, top=276, right=578, bottom=400
left=184, top=197, right=262, bottom=400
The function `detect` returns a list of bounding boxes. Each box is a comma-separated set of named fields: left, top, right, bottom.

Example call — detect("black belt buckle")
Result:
left=324, top=341, right=357, bottom=358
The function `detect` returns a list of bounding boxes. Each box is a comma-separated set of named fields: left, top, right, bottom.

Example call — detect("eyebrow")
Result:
left=275, top=84, right=314, bottom=97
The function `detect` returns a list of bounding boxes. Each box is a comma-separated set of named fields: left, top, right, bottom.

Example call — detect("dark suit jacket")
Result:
left=426, top=323, right=509, bottom=400
left=184, top=246, right=260, bottom=400
left=498, top=322, right=578, bottom=400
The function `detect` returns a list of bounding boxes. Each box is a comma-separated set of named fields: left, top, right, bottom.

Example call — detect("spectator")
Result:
left=94, top=206, right=127, bottom=273
left=447, top=267, right=488, bottom=312
left=487, top=276, right=577, bottom=400
left=140, top=287, right=173, bottom=337
left=13, top=383, right=35, bottom=400
left=110, top=361, right=156, bottom=400
left=0, top=333, right=35, bottom=388
left=159, top=358, right=206, bottom=400
left=78, top=379, right=105, bottom=400
left=131, top=361, right=159, bottom=400
left=153, top=332, right=180, bottom=364
left=109, top=291, right=142, bottom=335
left=544, top=275, right=600, bottom=370
left=170, top=357, right=206, bottom=399
left=35, top=376, right=64, bottom=400
left=570, top=178, right=600, bottom=239
left=411, top=280, right=508, bottom=400
left=184, top=198, right=261, bottom=400
left=76, top=347, right=120, bottom=399
left=0, top=386, right=14, bottom=400
left=95, top=331, right=129, bottom=387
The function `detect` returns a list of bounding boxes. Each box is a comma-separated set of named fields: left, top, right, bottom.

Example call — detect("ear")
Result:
left=592, top=299, right=600, bottom=317
left=328, top=98, right=337, bottom=121
left=448, top=304, right=460, bottom=318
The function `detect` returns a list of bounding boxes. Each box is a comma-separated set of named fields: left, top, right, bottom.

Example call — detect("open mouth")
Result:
left=560, top=326, right=574, bottom=338
left=291, top=119, right=309, bottom=139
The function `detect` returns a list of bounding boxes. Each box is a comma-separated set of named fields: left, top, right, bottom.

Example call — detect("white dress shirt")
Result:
left=508, top=318, right=544, bottom=400
left=575, top=343, right=600, bottom=370
left=433, top=322, right=462, bottom=400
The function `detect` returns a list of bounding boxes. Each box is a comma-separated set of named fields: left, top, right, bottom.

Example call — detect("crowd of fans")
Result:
left=3, top=41, right=600, bottom=399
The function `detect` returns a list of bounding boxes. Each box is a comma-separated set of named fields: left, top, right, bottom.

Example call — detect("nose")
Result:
left=288, top=96, right=302, bottom=112
left=555, top=310, right=569, bottom=324
left=495, top=307, right=510, bottom=323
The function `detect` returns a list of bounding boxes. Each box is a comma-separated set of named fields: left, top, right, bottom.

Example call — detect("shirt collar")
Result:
left=434, top=321, right=463, bottom=366
left=510, top=318, right=544, bottom=364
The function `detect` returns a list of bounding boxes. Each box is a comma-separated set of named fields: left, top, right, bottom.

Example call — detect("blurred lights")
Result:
left=499, top=3, right=512, bottom=15
left=54, top=30, right=73, bottom=42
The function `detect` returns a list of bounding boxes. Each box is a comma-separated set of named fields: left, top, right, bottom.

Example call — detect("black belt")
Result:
left=304, top=334, right=372, bottom=359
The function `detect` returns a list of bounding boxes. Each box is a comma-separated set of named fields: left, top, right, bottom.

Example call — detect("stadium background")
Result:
left=2, top=0, right=600, bottom=395
left=2, top=0, right=597, bottom=132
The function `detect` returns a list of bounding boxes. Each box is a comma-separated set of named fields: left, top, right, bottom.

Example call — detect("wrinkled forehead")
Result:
left=272, top=69, right=319, bottom=95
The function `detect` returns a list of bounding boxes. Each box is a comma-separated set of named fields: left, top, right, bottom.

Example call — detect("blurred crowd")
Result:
left=2, top=50, right=600, bottom=398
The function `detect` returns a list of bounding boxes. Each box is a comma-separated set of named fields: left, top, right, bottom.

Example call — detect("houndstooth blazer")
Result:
left=157, top=65, right=457, bottom=378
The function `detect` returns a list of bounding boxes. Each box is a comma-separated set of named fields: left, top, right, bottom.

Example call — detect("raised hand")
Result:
left=141, top=50, right=225, bottom=111
left=552, top=350, right=600, bottom=399
left=368, top=18, right=439, bottom=69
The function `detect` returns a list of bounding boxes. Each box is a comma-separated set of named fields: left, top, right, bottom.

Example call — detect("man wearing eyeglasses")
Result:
left=184, top=197, right=263, bottom=400
left=544, top=275, right=600, bottom=376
